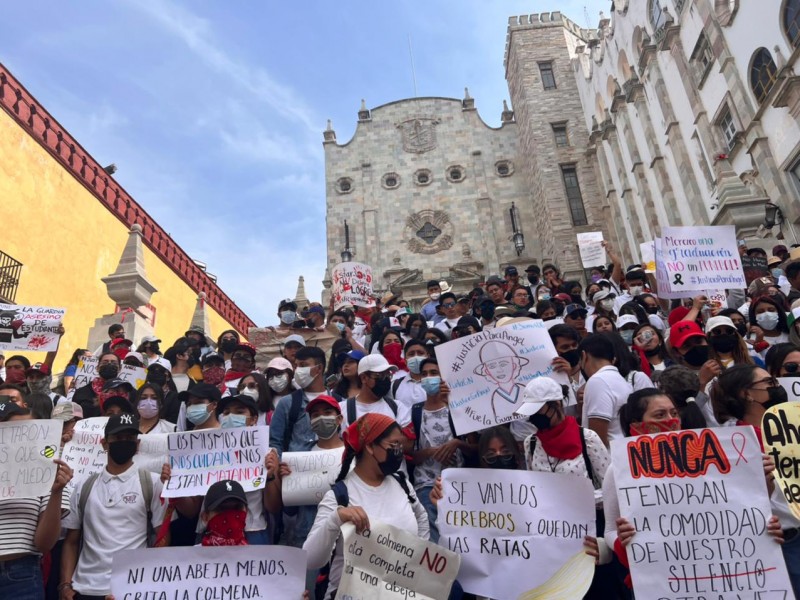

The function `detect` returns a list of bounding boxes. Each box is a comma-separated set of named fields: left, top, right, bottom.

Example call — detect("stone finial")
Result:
left=358, top=99, right=371, bottom=121
left=501, top=100, right=514, bottom=123
left=462, top=243, right=472, bottom=259
left=462, top=87, right=475, bottom=111
left=323, top=119, right=337, bottom=143
left=189, top=292, right=211, bottom=342
left=294, top=275, right=309, bottom=308
left=101, top=225, right=157, bottom=309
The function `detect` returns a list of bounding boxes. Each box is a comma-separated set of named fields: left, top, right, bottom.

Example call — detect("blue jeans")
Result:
left=245, top=529, right=271, bottom=545
left=783, top=530, right=800, bottom=597
left=0, top=555, right=43, bottom=600
left=416, top=485, right=439, bottom=543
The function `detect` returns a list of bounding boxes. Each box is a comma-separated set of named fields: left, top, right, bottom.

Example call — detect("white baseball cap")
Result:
left=705, top=315, right=736, bottom=334
left=616, top=314, right=640, bottom=329
left=148, top=357, right=172, bottom=371
left=357, top=354, right=398, bottom=376
left=514, top=377, right=565, bottom=416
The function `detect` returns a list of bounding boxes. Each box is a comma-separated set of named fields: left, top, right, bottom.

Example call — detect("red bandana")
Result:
left=536, top=416, right=582, bottom=460
left=91, top=377, right=123, bottom=409
left=629, top=418, right=681, bottom=436
left=202, top=510, right=248, bottom=546
left=224, top=370, right=251, bottom=384
left=382, top=343, right=407, bottom=372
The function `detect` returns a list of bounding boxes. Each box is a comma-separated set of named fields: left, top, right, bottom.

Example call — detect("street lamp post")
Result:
left=510, top=202, right=525, bottom=256
left=341, top=220, right=353, bottom=262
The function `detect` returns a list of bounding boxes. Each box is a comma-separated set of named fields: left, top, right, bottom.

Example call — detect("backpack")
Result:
left=283, top=389, right=308, bottom=452
left=526, top=427, right=599, bottom=489
left=345, top=395, right=398, bottom=426
left=78, top=469, right=156, bottom=546
left=410, top=402, right=457, bottom=451
left=391, top=376, right=405, bottom=399
left=331, top=471, right=416, bottom=508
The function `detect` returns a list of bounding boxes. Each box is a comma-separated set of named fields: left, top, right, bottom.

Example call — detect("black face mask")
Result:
left=560, top=349, right=581, bottom=368
left=709, top=334, right=738, bottom=354
left=763, top=386, right=789, bottom=410
left=682, top=345, right=709, bottom=367
left=98, top=364, right=119, bottom=380
left=480, top=304, right=496, bottom=321
left=735, top=323, right=748, bottom=337
left=527, top=275, right=539, bottom=285
left=570, top=294, right=584, bottom=306
left=371, top=378, right=392, bottom=398
left=147, top=372, right=167, bottom=386
left=645, top=306, right=660, bottom=315
left=529, top=412, right=552, bottom=431
left=108, top=440, right=137, bottom=465
left=377, top=446, right=404, bottom=475
left=220, top=339, right=238, bottom=354
left=644, top=346, right=662, bottom=358
left=485, top=454, right=517, bottom=470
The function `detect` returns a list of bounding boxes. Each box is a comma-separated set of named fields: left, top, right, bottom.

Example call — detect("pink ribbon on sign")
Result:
left=731, top=431, right=748, bottom=465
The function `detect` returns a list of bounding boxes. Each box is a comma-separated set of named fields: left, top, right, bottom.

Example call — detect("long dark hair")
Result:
left=749, top=295, right=790, bottom=334
left=765, top=342, right=800, bottom=377
left=619, top=301, right=648, bottom=325
left=136, top=382, right=164, bottom=406
left=656, top=366, right=707, bottom=429
left=66, top=348, right=88, bottom=368
left=404, top=314, right=428, bottom=339
left=238, top=372, right=273, bottom=414
left=601, top=332, right=641, bottom=377
left=477, top=426, right=523, bottom=469
left=709, top=364, right=759, bottom=424
left=335, top=423, right=401, bottom=482
left=619, top=388, right=673, bottom=436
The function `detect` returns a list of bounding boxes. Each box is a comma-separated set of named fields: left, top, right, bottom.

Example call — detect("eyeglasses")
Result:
left=483, top=452, right=513, bottom=465
left=748, top=376, right=779, bottom=389
left=783, top=363, right=799, bottom=374
left=441, top=303, right=456, bottom=309
left=381, top=442, right=404, bottom=452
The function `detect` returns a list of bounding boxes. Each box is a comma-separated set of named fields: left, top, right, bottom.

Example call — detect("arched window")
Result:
left=649, top=0, right=668, bottom=30
left=750, top=48, right=778, bottom=104
left=785, top=0, right=800, bottom=47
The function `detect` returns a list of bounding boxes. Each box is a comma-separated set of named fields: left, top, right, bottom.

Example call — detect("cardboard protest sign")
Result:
left=331, top=261, right=376, bottom=310
left=249, top=325, right=341, bottom=370
left=654, top=238, right=693, bottom=300
left=640, top=240, right=656, bottom=273
left=339, top=521, right=460, bottom=600
left=434, top=319, right=568, bottom=435
left=779, top=377, right=800, bottom=403
left=61, top=417, right=169, bottom=490
left=438, top=468, right=595, bottom=599
left=111, top=545, right=307, bottom=599
left=281, top=448, right=343, bottom=506
left=742, top=255, right=770, bottom=285
left=763, top=404, right=800, bottom=520
left=660, top=225, right=746, bottom=292
left=66, top=357, right=146, bottom=400
left=611, top=426, right=794, bottom=598
left=0, top=303, right=65, bottom=352
left=163, top=426, right=269, bottom=498
left=0, top=419, right=61, bottom=498
left=707, top=290, right=729, bottom=311
left=576, top=232, right=606, bottom=269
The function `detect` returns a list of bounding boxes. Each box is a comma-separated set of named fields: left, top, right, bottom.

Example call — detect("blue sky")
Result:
left=2, top=0, right=608, bottom=327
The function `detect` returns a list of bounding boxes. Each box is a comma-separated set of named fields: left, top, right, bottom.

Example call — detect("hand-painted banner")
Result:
left=438, top=468, right=595, bottom=599
left=576, top=232, right=606, bottom=269
left=61, top=417, right=169, bottom=491
left=763, top=404, right=800, bottom=520
left=163, top=426, right=269, bottom=498
left=281, top=448, right=343, bottom=506
left=742, top=255, right=770, bottom=285
left=110, top=546, right=307, bottom=600
left=0, top=418, right=61, bottom=498
left=654, top=238, right=693, bottom=299
left=332, top=262, right=376, bottom=310
left=248, top=325, right=342, bottom=371
left=338, top=521, right=461, bottom=600
left=0, top=304, right=65, bottom=352
left=778, top=377, right=800, bottom=403
left=66, top=356, right=146, bottom=399
left=434, top=319, right=568, bottom=435
left=660, top=226, right=746, bottom=292
left=611, top=426, right=794, bottom=598
left=640, top=241, right=656, bottom=273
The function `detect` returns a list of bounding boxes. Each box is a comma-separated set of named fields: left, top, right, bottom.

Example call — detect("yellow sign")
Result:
left=762, top=403, right=800, bottom=520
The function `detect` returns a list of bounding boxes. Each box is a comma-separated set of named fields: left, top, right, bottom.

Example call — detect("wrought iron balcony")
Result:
left=0, top=250, right=22, bottom=303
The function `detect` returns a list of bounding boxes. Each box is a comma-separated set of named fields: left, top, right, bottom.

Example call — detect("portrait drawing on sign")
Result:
left=0, top=309, right=29, bottom=344
left=473, top=341, right=529, bottom=422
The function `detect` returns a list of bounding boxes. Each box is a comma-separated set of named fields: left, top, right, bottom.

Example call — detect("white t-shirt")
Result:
left=141, top=419, right=176, bottom=434
left=303, top=471, right=429, bottom=600
left=581, top=365, right=633, bottom=444
left=171, top=373, right=191, bottom=394
left=393, top=376, right=427, bottom=410
left=339, top=396, right=412, bottom=430
left=435, top=317, right=461, bottom=339
left=64, top=468, right=167, bottom=596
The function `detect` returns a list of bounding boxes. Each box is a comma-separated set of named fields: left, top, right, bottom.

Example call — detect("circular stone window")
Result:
left=382, top=172, right=401, bottom=189
left=336, top=177, right=353, bottom=194
left=414, top=169, right=432, bottom=186
left=495, top=160, right=514, bottom=177
left=446, top=165, right=465, bottom=182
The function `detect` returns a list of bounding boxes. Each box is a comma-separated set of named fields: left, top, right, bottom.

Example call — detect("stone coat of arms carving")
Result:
left=397, top=118, right=439, bottom=153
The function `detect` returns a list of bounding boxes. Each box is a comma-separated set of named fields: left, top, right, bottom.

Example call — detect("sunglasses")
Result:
left=483, top=453, right=514, bottom=465
left=783, top=363, right=800, bottom=374
left=441, top=303, right=456, bottom=309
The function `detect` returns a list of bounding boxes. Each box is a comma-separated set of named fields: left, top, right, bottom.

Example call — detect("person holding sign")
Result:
left=0, top=404, right=73, bottom=600
left=303, top=413, right=428, bottom=600
left=61, top=413, right=169, bottom=600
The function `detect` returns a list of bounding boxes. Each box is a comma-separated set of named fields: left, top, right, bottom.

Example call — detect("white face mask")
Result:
left=293, top=366, right=315, bottom=389
left=628, top=285, right=644, bottom=297
left=600, top=299, right=615, bottom=311
left=240, top=387, right=259, bottom=401
left=429, top=293, right=440, bottom=301
left=268, top=374, right=289, bottom=393
left=756, top=311, right=780, bottom=331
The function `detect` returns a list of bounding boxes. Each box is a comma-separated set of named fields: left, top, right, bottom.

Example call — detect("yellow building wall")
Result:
left=0, top=108, right=243, bottom=367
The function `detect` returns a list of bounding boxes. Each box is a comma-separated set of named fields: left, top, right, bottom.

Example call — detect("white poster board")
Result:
left=331, top=262, right=376, bottom=310
left=67, top=356, right=146, bottom=400
left=576, top=231, right=606, bottom=269
left=111, top=546, right=307, bottom=599
left=0, top=419, right=61, bottom=498
left=281, top=448, right=343, bottom=506
left=779, top=377, right=800, bottom=403
left=660, top=226, right=746, bottom=292
left=438, top=468, right=596, bottom=599
left=611, top=426, right=794, bottom=598
left=0, top=304, right=65, bottom=352
left=640, top=240, right=656, bottom=273
left=163, top=426, right=269, bottom=498
left=434, top=320, right=568, bottom=435
left=338, top=521, right=461, bottom=600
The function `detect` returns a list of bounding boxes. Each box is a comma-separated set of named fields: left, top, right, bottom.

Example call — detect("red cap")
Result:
left=110, top=337, right=133, bottom=348
left=553, top=293, right=572, bottom=303
left=667, top=306, right=690, bottom=327
left=234, top=342, right=256, bottom=357
left=26, top=362, right=51, bottom=376
left=670, top=321, right=705, bottom=349
left=305, top=394, right=342, bottom=414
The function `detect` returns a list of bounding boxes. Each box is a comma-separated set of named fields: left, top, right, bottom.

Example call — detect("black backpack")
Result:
left=410, top=402, right=457, bottom=451
left=345, top=395, right=398, bottom=426
left=331, top=471, right=416, bottom=508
